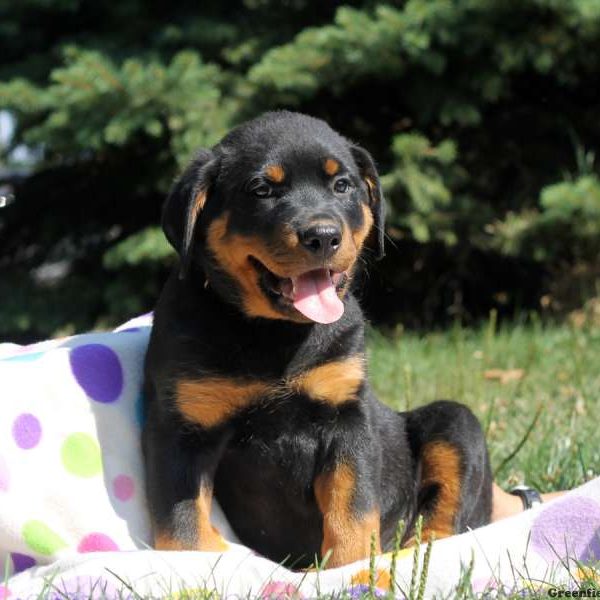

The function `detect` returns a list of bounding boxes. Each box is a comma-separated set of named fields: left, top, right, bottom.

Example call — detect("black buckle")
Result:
left=509, top=485, right=543, bottom=510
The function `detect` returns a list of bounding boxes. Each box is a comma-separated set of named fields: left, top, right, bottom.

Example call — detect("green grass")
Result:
left=368, top=315, right=600, bottom=492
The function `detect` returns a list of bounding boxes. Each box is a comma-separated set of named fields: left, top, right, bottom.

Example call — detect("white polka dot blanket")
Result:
left=1, top=315, right=599, bottom=599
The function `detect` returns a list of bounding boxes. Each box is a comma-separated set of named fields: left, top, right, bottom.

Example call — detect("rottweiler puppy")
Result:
left=143, top=111, right=492, bottom=569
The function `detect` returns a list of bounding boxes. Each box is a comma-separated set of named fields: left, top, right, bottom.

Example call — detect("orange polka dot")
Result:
left=351, top=568, right=391, bottom=590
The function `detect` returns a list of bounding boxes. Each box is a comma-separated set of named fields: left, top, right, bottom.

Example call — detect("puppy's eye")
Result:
left=333, top=178, right=351, bottom=194
left=252, top=183, right=272, bottom=198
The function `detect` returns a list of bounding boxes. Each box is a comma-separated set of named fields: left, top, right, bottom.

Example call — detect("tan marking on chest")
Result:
left=176, top=355, right=365, bottom=428
left=176, top=377, right=271, bottom=428
left=289, top=355, right=365, bottom=405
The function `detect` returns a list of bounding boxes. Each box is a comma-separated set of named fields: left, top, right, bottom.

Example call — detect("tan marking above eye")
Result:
left=324, top=158, right=340, bottom=176
left=265, top=164, right=285, bottom=183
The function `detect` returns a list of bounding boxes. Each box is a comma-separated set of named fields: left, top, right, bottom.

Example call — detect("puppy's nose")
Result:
left=299, top=223, right=341, bottom=259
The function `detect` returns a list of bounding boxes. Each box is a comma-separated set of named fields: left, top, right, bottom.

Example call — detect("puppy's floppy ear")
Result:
left=350, top=144, right=386, bottom=260
left=162, top=149, right=219, bottom=278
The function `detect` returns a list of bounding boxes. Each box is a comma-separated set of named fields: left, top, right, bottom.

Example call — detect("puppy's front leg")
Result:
left=314, top=461, right=381, bottom=568
left=143, top=421, right=228, bottom=552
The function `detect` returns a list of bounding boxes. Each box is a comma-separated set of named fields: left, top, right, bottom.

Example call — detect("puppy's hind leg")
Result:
left=405, top=400, right=493, bottom=542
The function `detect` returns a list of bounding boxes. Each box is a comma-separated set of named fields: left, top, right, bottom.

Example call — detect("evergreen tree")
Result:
left=1, top=1, right=599, bottom=338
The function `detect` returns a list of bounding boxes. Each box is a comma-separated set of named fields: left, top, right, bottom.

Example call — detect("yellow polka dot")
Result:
left=22, top=520, right=67, bottom=555
left=381, top=547, right=414, bottom=561
left=61, top=432, right=102, bottom=478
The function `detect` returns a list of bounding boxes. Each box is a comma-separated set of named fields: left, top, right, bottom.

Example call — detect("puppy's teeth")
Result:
left=280, top=278, right=294, bottom=298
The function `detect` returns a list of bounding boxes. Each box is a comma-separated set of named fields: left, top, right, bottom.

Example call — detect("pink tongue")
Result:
left=293, top=269, right=344, bottom=324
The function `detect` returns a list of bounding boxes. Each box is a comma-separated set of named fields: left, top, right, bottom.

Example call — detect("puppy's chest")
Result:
left=174, top=354, right=365, bottom=430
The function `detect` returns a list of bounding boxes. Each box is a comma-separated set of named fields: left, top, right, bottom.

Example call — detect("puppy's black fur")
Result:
left=143, top=111, right=492, bottom=568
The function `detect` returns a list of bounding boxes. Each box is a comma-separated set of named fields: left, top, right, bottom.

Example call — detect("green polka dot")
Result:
left=61, top=432, right=102, bottom=477
left=22, top=520, right=67, bottom=555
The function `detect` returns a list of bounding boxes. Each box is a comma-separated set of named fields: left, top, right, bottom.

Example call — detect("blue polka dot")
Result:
left=135, top=392, right=147, bottom=428
left=3, top=352, right=43, bottom=363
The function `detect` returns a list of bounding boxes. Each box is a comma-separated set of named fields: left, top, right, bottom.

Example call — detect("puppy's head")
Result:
left=163, top=111, right=385, bottom=324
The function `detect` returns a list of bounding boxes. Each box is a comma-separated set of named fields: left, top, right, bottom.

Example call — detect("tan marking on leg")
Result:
left=324, top=158, right=340, bottom=176
left=196, top=484, right=229, bottom=551
left=176, top=378, right=271, bottom=428
left=419, top=441, right=462, bottom=541
left=265, top=164, right=285, bottom=183
left=314, top=464, right=381, bottom=568
left=153, top=487, right=229, bottom=552
left=154, top=531, right=185, bottom=551
left=289, top=356, right=364, bottom=405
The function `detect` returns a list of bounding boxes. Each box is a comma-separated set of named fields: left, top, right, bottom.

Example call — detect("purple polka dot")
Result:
left=69, top=344, right=123, bottom=403
left=11, top=553, right=36, bottom=574
left=51, top=576, right=125, bottom=600
left=0, top=455, right=9, bottom=491
left=113, top=474, right=135, bottom=501
left=118, top=327, right=140, bottom=333
left=77, top=532, right=119, bottom=553
left=12, top=414, right=42, bottom=449
left=531, top=496, right=600, bottom=563
left=346, top=585, right=385, bottom=599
